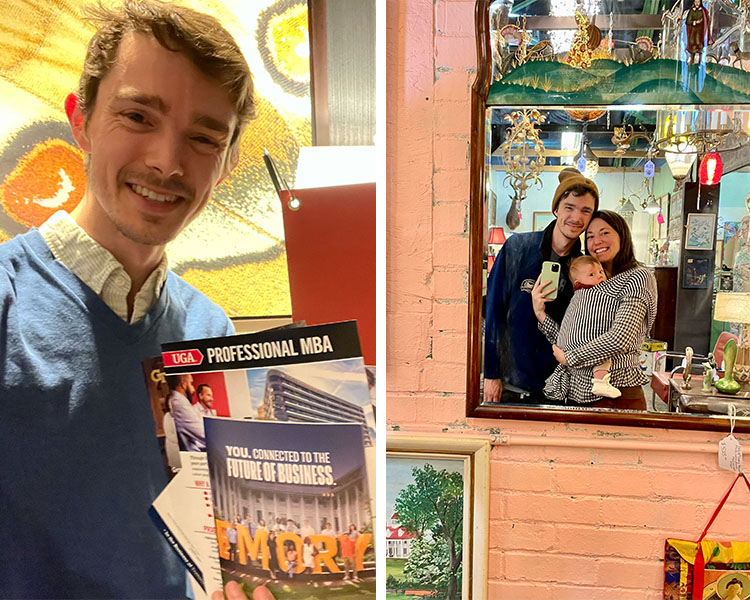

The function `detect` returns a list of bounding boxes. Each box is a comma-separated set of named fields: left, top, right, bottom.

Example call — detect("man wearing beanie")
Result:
left=484, top=168, right=599, bottom=403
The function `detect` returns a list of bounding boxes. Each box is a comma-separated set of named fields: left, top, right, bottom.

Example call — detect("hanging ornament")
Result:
left=501, top=109, right=547, bottom=230
left=644, top=160, right=655, bottom=178
left=698, top=151, right=723, bottom=185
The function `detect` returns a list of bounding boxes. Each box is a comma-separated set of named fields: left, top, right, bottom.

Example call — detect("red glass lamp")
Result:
left=698, top=151, right=723, bottom=185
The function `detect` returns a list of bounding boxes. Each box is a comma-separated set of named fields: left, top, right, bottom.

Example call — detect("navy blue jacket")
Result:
left=484, top=221, right=580, bottom=393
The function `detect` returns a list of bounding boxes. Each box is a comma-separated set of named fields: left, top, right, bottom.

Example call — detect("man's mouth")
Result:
left=128, top=183, right=180, bottom=203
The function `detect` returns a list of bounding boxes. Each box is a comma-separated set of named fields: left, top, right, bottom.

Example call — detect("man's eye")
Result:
left=192, top=136, right=219, bottom=147
left=124, top=112, right=146, bottom=124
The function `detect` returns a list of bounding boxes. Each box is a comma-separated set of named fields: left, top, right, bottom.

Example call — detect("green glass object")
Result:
left=715, top=339, right=741, bottom=394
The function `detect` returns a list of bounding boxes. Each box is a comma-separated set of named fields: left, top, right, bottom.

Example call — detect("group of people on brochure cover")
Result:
left=222, top=517, right=363, bottom=584
left=484, top=168, right=658, bottom=411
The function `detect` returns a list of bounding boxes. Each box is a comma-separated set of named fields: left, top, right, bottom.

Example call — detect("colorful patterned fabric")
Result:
left=663, top=539, right=750, bottom=599
left=664, top=474, right=750, bottom=600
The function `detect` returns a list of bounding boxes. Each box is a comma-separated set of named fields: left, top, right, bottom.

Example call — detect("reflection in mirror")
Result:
left=468, top=0, right=750, bottom=429
left=477, top=104, right=750, bottom=421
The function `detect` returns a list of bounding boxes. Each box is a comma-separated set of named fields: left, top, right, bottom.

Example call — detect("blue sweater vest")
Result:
left=0, top=230, right=233, bottom=598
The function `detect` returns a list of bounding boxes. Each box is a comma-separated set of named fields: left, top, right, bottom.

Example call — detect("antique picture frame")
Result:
left=685, top=213, right=717, bottom=251
left=386, top=434, right=490, bottom=600
left=682, top=256, right=712, bottom=289
left=465, top=0, right=750, bottom=431
left=532, top=211, right=554, bottom=232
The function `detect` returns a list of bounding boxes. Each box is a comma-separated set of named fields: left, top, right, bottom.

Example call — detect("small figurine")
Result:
left=730, top=41, right=750, bottom=68
left=707, top=351, right=718, bottom=373
left=630, top=36, right=656, bottom=64
left=702, top=361, right=713, bottom=392
left=684, top=0, right=712, bottom=65
left=715, top=339, right=741, bottom=394
left=682, top=346, right=694, bottom=390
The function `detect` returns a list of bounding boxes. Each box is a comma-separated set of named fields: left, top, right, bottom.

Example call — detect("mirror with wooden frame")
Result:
left=466, top=0, right=750, bottom=430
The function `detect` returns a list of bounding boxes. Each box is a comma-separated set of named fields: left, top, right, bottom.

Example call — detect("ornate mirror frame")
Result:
left=465, top=0, right=750, bottom=431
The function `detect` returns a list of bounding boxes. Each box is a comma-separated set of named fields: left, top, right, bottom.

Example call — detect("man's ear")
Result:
left=66, top=92, right=91, bottom=153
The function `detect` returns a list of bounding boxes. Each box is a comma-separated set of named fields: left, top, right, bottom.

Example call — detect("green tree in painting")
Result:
left=404, top=535, right=462, bottom=594
left=394, top=463, right=463, bottom=600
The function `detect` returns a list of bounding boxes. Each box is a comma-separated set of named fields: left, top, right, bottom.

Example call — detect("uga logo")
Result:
left=520, top=279, right=535, bottom=293
left=162, top=349, right=204, bottom=367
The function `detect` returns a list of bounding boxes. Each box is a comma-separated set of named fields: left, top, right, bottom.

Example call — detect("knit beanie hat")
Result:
left=552, top=167, right=599, bottom=213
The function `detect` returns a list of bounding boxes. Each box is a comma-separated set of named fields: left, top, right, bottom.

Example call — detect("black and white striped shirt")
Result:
left=539, top=266, right=658, bottom=404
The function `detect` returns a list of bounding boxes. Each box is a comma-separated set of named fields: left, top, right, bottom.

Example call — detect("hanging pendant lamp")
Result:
left=698, top=151, right=723, bottom=185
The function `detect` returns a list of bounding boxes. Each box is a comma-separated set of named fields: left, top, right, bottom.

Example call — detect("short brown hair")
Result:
left=78, top=0, right=255, bottom=168
left=569, top=255, right=602, bottom=281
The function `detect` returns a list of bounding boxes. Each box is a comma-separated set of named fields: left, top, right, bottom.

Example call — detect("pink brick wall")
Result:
left=385, top=1, right=750, bottom=597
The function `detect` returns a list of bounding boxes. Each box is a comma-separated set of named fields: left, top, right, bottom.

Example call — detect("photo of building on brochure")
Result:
left=147, top=322, right=375, bottom=476
left=205, top=419, right=375, bottom=597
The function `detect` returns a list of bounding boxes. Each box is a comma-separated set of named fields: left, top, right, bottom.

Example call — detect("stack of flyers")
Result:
left=147, top=321, right=375, bottom=598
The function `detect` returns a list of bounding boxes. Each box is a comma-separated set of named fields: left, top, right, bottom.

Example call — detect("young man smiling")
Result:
left=0, top=1, right=255, bottom=597
left=483, top=168, right=599, bottom=404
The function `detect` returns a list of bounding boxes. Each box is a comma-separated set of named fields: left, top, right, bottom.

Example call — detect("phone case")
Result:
left=540, top=261, right=561, bottom=300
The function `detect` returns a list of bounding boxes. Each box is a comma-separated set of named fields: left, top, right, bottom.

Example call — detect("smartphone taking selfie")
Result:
left=539, top=261, right=561, bottom=300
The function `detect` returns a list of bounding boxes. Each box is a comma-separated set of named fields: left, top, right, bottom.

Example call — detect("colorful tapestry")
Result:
left=664, top=539, right=750, bottom=600
left=0, top=0, right=312, bottom=316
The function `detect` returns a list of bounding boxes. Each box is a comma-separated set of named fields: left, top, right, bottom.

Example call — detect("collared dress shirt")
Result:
left=39, top=210, right=168, bottom=323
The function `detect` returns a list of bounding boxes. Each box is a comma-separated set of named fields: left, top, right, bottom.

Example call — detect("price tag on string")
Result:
left=644, top=160, right=655, bottom=178
left=718, top=404, right=743, bottom=472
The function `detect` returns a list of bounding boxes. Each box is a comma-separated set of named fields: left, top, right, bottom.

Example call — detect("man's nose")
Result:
left=145, top=133, right=185, bottom=179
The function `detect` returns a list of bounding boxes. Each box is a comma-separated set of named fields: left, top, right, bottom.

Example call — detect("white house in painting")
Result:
left=386, top=512, right=417, bottom=558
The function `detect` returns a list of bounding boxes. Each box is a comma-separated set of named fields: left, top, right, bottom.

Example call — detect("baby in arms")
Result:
left=553, top=255, right=621, bottom=399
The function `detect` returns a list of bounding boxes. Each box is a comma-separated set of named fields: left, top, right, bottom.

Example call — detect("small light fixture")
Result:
left=574, top=124, right=599, bottom=179
left=644, top=197, right=660, bottom=214
left=574, top=139, right=599, bottom=179
left=664, top=143, right=697, bottom=181
left=698, top=151, right=723, bottom=185
left=642, top=176, right=660, bottom=214
left=618, top=196, right=637, bottom=215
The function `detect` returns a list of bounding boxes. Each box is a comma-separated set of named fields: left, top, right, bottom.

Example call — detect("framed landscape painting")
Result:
left=385, top=434, right=490, bottom=600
